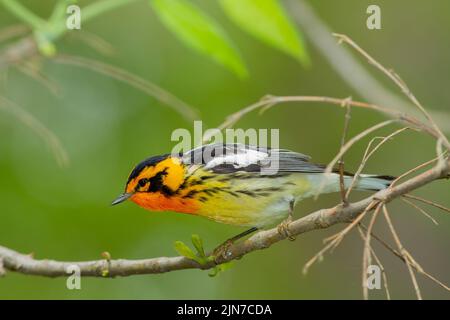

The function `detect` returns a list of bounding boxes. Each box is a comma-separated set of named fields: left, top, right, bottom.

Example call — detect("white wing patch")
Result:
left=204, top=148, right=269, bottom=169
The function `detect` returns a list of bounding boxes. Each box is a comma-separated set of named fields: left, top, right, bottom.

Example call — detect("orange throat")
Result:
left=130, top=192, right=199, bottom=214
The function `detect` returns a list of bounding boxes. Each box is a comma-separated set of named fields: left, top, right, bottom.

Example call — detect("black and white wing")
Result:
left=182, top=143, right=325, bottom=175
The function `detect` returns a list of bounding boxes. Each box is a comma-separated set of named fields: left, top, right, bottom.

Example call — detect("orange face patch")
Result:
left=130, top=192, right=199, bottom=214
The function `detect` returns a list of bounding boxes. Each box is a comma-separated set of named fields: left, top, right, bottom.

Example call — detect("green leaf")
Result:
left=174, top=240, right=198, bottom=261
left=208, top=261, right=234, bottom=277
left=220, top=0, right=310, bottom=66
left=191, top=234, right=206, bottom=258
left=150, top=0, right=248, bottom=78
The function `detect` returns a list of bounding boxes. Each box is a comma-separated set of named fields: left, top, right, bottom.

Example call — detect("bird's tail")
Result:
left=355, top=174, right=396, bottom=191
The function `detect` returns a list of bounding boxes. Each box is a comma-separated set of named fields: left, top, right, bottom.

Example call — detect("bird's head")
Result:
left=112, top=154, right=187, bottom=209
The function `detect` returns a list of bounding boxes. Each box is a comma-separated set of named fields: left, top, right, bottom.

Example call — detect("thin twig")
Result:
left=346, top=127, right=409, bottom=198
left=0, top=24, right=29, bottom=43
left=67, top=31, right=116, bottom=56
left=15, top=60, right=61, bottom=96
left=357, top=226, right=391, bottom=300
left=0, top=95, right=69, bottom=167
left=383, top=205, right=422, bottom=300
left=333, top=33, right=450, bottom=151
left=314, top=120, right=396, bottom=199
left=338, top=99, right=352, bottom=204
left=303, top=200, right=378, bottom=275
left=215, top=95, right=442, bottom=149
left=362, top=203, right=383, bottom=300
left=390, top=155, right=444, bottom=188
left=52, top=54, right=199, bottom=121
left=288, top=0, right=450, bottom=133
left=402, top=198, right=439, bottom=225
left=359, top=223, right=450, bottom=292
left=403, top=194, right=450, bottom=214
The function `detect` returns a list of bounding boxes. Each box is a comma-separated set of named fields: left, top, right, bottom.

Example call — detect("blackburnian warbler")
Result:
left=112, top=143, right=394, bottom=240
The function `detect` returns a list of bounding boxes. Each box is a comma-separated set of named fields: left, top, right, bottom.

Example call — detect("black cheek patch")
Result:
left=147, top=168, right=175, bottom=196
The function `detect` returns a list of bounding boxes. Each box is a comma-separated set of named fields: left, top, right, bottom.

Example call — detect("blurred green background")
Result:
left=0, top=0, right=449, bottom=299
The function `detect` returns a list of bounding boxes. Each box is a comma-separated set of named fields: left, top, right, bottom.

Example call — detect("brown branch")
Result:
left=0, top=157, right=448, bottom=278
left=215, top=95, right=441, bottom=145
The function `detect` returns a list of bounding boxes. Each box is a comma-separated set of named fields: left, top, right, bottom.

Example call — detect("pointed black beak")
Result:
left=111, top=193, right=132, bottom=206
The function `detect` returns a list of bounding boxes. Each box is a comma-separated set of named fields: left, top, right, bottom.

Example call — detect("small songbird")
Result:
left=112, top=143, right=394, bottom=241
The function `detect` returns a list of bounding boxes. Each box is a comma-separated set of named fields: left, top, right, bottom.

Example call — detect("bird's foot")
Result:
left=212, top=239, right=234, bottom=262
left=277, top=216, right=296, bottom=241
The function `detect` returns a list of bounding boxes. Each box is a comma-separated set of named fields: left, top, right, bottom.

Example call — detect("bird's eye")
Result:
left=138, top=179, right=147, bottom=188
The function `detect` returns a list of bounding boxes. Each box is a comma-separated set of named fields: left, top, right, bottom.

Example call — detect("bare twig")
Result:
left=303, top=200, right=378, bottom=275
left=383, top=205, right=422, bottom=300
left=359, top=223, right=450, bottom=292
left=338, top=99, right=352, bottom=204
left=288, top=0, right=450, bottom=133
left=402, top=198, right=439, bottom=225
left=0, top=24, right=28, bottom=43
left=52, top=54, right=199, bottom=121
left=362, top=203, right=383, bottom=300
left=314, top=120, right=396, bottom=199
left=15, top=60, right=61, bottom=96
left=357, top=226, right=390, bottom=300
left=215, top=95, right=442, bottom=146
left=0, top=95, right=69, bottom=167
left=332, top=33, right=450, bottom=151
left=346, top=127, right=410, bottom=197
left=403, top=194, right=450, bottom=214
left=324, top=120, right=396, bottom=175
left=67, top=31, right=115, bottom=56
left=390, top=155, right=445, bottom=188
